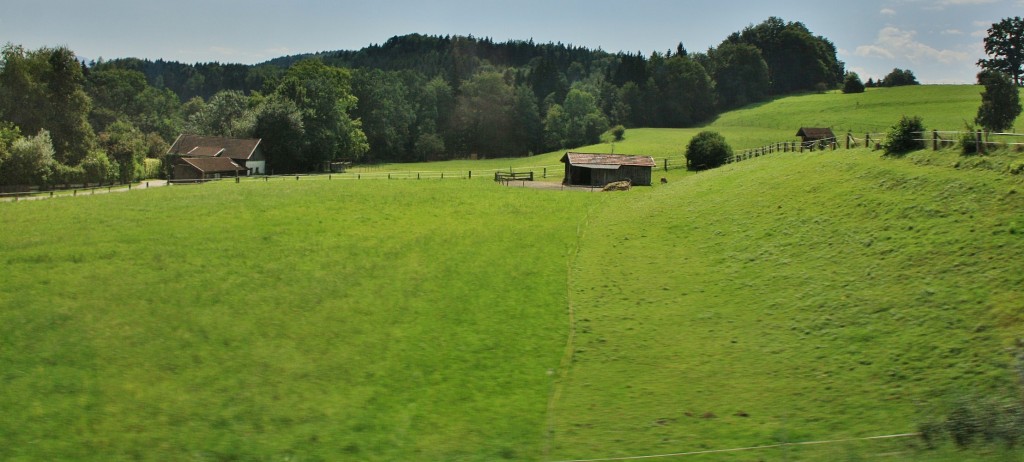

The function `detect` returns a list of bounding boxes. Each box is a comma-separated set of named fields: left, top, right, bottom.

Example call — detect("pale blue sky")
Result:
left=2, top=0, right=1021, bottom=83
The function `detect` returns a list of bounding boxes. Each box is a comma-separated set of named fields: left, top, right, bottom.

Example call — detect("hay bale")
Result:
left=602, top=180, right=632, bottom=191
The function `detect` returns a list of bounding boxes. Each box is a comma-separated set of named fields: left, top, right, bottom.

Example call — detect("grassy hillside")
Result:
left=546, top=148, right=1024, bottom=460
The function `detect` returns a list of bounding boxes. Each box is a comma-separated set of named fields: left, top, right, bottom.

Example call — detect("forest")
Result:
left=0, top=17, right=845, bottom=185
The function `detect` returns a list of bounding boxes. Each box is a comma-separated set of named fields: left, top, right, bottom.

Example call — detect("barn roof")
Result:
left=178, top=156, right=246, bottom=174
left=168, top=134, right=262, bottom=161
left=795, top=127, right=836, bottom=139
left=560, top=152, right=657, bottom=168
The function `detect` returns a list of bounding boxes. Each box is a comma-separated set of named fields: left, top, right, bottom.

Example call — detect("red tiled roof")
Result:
left=168, top=134, right=261, bottom=160
left=560, top=152, right=657, bottom=168
left=178, top=156, right=246, bottom=173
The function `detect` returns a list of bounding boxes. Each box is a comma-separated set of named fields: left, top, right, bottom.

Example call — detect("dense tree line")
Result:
left=1, top=17, right=846, bottom=185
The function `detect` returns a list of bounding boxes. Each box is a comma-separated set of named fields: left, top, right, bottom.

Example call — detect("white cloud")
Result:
left=880, top=7, right=897, bottom=15
left=854, top=27, right=970, bottom=64
left=942, top=29, right=964, bottom=35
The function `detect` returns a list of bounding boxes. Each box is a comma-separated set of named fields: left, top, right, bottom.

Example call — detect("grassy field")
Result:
left=2, top=85, right=1024, bottom=460
left=0, top=180, right=601, bottom=461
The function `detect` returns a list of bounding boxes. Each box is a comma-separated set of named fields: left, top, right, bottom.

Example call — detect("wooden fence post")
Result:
left=468, top=170, right=472, bottom=179
left=977, top=131, right=985, bottom=154
left=933, top=130, right=939, bottom=151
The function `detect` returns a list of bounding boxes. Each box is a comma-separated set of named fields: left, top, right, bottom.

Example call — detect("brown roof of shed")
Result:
left=168, top=134, right=261, bottom=161
left=178, top=156, right=246, bottom=174
left=560, top=152, right=657, bottom=168
left=795, top=127, right=836, bottom=140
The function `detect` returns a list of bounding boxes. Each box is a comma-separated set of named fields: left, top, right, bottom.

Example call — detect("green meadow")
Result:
left=2, top=86, right=1024, bottom=461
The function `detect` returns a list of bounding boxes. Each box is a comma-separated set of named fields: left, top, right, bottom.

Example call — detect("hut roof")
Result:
left=561, top=152, right=656, bottom=169
left=177, top=156, right=246, bottom=174
left=168, top=134, right=262, bottom=161
left=795, top=127, right=836, bottom=140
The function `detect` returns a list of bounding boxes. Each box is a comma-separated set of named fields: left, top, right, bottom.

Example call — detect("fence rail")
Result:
left=0, top=180, right=161, bottom=202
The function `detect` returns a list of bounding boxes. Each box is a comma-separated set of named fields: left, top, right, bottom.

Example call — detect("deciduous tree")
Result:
left=978, top=17, right=1024, bottom=87
left=975, top=69, right=1021, bottom=133
left=708, top=42, right=770, bottom=109
left=685, top=131, right=732, bottom=170
left=843, top=72, right=865, bottom=94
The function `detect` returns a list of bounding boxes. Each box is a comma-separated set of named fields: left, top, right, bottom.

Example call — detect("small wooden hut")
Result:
left=796, top=127, right=836, bottom=143
left=561, top=152, right=656, bottom=187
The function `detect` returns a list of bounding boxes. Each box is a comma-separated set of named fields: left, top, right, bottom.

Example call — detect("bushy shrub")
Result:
left=50, top=162, right=84, bottom=186
left=142, top=158, right=162, bottom=180
left=611, top=125, right=626, bottom=141
left=925, top=395, right=1024, bottom=449
left=842, top=72, right=865, bottom=94
left=960, top=125, right=981, bottom=156
left=81, top=149, right=116, bottom=184
left=686, top=131, right=732, bottom=170
left=883, top=115, right=925, bottom=156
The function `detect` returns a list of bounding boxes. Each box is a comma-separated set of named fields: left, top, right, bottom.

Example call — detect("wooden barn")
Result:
left=796, top=127, right=836, bottom=143
left=561, top=152, right=656, bottom=187
left=172, top=156, right=247, bottom=181
left=167, top=134, right=265, bottom=177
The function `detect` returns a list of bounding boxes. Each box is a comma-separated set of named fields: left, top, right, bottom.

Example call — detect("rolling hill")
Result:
left=1, top=85, right=1022, bottom=461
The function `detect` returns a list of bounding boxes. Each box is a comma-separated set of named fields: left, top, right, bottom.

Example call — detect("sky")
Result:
left=1, top=0, right=1021, bottom=84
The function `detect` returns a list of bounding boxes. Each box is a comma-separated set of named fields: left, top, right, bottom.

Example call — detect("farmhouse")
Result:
left=561, top=152, right=656, bottom=187
left=172, top=156, right=247, bottom=181
left=167, top=134, right=265, bottom=177
left=796, top=127, right=836, bottom=144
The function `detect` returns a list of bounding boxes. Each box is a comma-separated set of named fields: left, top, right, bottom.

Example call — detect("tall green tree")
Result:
left=708, top=42, right=770, bottom=109
left=978, top=17, right=1024, bottom=87
left=0, top=45, right=95, bottom=165
left=184, top=90, right=250, bottom=137
left=275, top=59, right=367, bottom=170
left=512, top=85, right=544, bottom=155
left=648, top=55, right=715, bottom=127
left=246, top=94, right=305, bottom=173
left=352, top=69, right=416, bottom=162
left=86, top=68, right=148, bottom=132
left=98, top=120, right=147, bottom=183
left=727, top=17, right=843, bottom=94
left=451, top=71, right=516, bottom=157
left=975, top=69, right=1022, bottom=133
